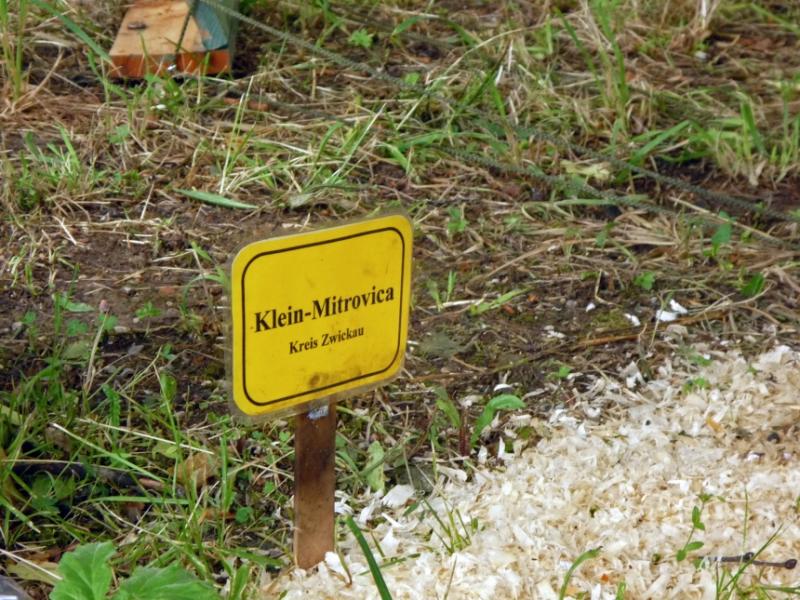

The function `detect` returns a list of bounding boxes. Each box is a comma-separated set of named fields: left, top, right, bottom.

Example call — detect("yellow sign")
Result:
left=230, top=214, right=413, bottom=417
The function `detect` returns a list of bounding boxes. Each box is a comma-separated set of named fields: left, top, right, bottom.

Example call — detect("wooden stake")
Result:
left=109, top=0, right=237, bottom=78
left=293, top=402, right=336, bottom=569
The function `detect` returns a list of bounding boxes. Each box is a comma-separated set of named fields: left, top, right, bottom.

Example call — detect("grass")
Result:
left=0, top=0, right=30, bottom=100
left=1, top=0, right=800, bottom=597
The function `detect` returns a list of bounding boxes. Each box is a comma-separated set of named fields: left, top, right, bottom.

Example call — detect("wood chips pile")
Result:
left=272, top=343, right=800, bottom=599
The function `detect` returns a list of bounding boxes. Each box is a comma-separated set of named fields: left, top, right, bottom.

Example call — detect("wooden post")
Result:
left=293, top=402, right=337, bottom=569
left=109, top=0, right=239, bottom=78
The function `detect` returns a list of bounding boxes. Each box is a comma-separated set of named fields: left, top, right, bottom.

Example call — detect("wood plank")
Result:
left=293, top=403, right=337, bottom=569
left=109, top=1, right=233, bottom=78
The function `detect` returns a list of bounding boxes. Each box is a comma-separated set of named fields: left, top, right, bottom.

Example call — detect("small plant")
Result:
left=633, top=271, right=656, bottom=291
left=433, top=386, right=461, bottom=430
left=426, top=270, right=457, bottom=311
left=559, top=547, right=602, bottom=600
left=469, top=289, right=524, bottom=316
left=422, top=498, right=478, bottom=555
left=686, top=351, right=712, bottom=367
left=0, top=0, right=30, bottom=100
left=135, top=300, right=162, bottom=321
left=28, top=472, right=75, bottom=515
left=676, top=493, right=712, bottom=564
left=471, top=394, right=525, bottom=447
left=705, top=213, right=733, bottom=260
left=50, top=542, right=217, bottom=600
left=740, top=272, right=766, bottom=298
left=446, top=206, right=468, bottom=237
left=363, top=439, right=386, bottom=493
left=683, top=377, right=710, bottom=392
left=345, top=516, right=392, bottom=600
left=548, top=363, right=572, bottom=381
left=348, top=28, right=374, bottom=50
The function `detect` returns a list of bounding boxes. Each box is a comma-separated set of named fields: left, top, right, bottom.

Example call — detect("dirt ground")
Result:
left=2, top=0, right=800, bottom=597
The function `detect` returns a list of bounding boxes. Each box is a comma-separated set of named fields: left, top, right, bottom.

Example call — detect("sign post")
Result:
left=229, top=214, right=413, bottom=567
left=293, top=403, right=337, bottom=569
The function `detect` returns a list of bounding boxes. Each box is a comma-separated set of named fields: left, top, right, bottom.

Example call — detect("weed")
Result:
left=426, top=270, right=457, bottom=311
left=683, top=377, right=710, bottom=393
left=559, top=547, right=602, bottom=600
left=633, top=271, right=656, bottom=291
left=178, top=189, right=257, bottom=211
left=705, top=213, right=733, bottom=261
left=548, top=363, right=573, bottom=381
left=589, top=0, right=630, bottom=123
left=363, top=440, right=386, bottom=493
left=686, top=92, right=800, bottom=185
left=135, top=301, right=162, bottom=321
left=348, top=28, right=374, bottom=49
left=446, top=206, right=468, bottom=237
left=0, top=0, right=30, bottom=99
left=471, top=394, right=524, bottom=448
left=686, top=351, right=712, bottom=367
left=676, top=493, right=712, bottom=564
left=50, top=541, right=217, bottom=600
left=469, top=289, right=524, bottom=316
left=422, top=498, right=477, bottom=555
left=346, top=516, right=393, bottom=600
left=433, top=386, right=461, bottom=431
left=739, top=272, right=766, bottom=298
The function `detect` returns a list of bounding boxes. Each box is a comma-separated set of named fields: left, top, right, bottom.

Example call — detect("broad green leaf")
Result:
left=364, top=441, right=385, bottom=493
left=711, top=222, right=732, bottom=247
left=471, top=394, right=525, bottom=447
left=485, top=394, right=525, bottom=412
left=51, top=542, right=115, bottom=600
left=691, top=505, right=705, bottom=530
left=471, top=410, right=496, bottom=446
left=112, top=565, right=218, bottom=600
left=684, top=540, right=704, bottom=552
left=178, top=189, right=256, bottom=210
left=153, top=440, right=181, bottom=459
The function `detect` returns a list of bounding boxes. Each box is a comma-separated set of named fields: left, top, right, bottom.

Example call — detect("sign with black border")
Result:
left=229, top=214, right=413, bottom=418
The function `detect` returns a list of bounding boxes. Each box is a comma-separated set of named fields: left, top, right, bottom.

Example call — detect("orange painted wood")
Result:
left=109, top=1, right=232, bottom=78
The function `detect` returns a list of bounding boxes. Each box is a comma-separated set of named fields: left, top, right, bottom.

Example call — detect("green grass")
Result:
left=1, top=0, right=800, bottom=597
left=0, top=0, right=30, bottom=100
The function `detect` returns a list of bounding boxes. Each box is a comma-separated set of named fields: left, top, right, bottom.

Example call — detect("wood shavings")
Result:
left=274, top=346, right=800, bottom=599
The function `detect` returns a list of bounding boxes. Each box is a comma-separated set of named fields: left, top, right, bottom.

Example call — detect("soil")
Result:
left=1, top=1, right=799, bottom=595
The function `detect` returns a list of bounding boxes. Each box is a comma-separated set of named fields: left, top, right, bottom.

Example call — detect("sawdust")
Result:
left=271, top=344, right=800, bottom=599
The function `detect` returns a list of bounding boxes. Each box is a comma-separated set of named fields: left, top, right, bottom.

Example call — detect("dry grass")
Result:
left=1, top=0, right=799, bottom=597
